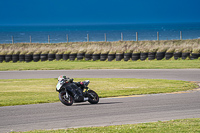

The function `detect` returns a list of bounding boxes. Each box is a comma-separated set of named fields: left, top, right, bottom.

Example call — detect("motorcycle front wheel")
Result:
left=88, top=90, right=99, bottom=104
left=59, top=91, right=74, bottom=106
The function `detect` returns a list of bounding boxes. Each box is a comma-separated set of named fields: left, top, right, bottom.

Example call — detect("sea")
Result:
left=0, top=22, right=200, bottom=44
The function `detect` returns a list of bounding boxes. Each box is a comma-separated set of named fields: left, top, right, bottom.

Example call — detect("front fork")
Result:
left=64, top=88, right=69, bottom=98
left=65, top=92, right=69, bottom=98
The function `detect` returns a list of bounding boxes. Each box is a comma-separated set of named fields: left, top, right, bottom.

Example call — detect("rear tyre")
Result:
left=88, top=90, right=99, bottom=104
left=59, top=91, right=73, bottom=106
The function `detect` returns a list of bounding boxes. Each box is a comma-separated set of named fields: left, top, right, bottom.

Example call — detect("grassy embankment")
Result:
left=0, top=39, right=200, bottom=70
left=12, top=118, right=200, bottom=133
left=0, top=78, right=198, bottom=106
left=1, top=39, right=200, bottom=55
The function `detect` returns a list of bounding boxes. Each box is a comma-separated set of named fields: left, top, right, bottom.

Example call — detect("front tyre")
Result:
left=59, top=91, right=73, bottom=106
left=88, top=90, right=99, bottom=104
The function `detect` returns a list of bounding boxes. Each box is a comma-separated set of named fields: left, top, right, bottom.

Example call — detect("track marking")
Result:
left=107, top=87, right=200, bottom=99
left=107, top=95, right=146, bottom=99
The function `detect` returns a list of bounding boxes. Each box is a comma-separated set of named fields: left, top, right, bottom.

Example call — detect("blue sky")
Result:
left=0, top=0, right=200, bottom=25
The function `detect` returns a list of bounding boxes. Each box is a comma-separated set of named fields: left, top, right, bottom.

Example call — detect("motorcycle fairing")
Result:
left=56, top=80, right=65, bottom=91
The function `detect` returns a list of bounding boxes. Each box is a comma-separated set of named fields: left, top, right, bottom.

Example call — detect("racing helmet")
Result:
left=58, top=75, right=70, bottom=82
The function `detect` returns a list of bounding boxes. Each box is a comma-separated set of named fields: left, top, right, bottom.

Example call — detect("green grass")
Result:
left=12, top=118, right=200, bottom=133
left=0, top=78, right=198, bottom=106
left=0, top=59, right=200, bottom=71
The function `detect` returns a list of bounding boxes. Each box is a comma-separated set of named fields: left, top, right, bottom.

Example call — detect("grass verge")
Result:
left=0, top=59, right=200, bottom=71
left=12, top=118, right=200, bottom=133
left=0, top=78, right=198, bottom=106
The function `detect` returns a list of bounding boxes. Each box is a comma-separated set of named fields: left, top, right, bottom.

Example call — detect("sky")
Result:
left=0, top=0, right=200, bottom=25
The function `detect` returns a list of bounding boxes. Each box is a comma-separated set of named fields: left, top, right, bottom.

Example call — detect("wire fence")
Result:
left=6, top=31, right=188, bottom=44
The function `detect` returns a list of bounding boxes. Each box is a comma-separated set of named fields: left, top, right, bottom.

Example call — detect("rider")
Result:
left=58, top=75, right=85, bottom=89
left=58, top=75, right=84, bottom=100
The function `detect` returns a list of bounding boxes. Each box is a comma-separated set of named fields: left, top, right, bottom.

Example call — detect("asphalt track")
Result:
left=0, top=69, right=200, bottom=132
left=1, top=69, right=200, bottom=81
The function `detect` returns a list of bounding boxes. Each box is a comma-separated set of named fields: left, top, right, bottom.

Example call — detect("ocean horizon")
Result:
left=0, top=22, right=200, bottom=44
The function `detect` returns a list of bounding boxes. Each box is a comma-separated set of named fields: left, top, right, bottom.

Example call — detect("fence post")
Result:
left=180, top=31, right=182, bottom=40
left=157, top=32, right=159, bottom=41
left=66, top=34, right=69, bottom=43
left=121, top=32, right=123, bottom=41
left=30, top=36, right=32, bottom=43
left=87, top=34, right=89, bottom=42
left=105, top=33, right=107, bottom=42
left=136, top=32, right=138, bottom=41
left=11, top=36, right=14, bottom=44
left=48, top=35, right=50, bottom=44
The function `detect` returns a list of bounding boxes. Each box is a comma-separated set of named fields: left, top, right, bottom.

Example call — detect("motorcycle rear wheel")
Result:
left=59, top=91, right=74, bottom=106
left=88, top=90, right=99, bottom=104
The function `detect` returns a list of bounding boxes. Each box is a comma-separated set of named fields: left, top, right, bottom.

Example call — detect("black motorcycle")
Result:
left=56, top=78, right=99, bottom=106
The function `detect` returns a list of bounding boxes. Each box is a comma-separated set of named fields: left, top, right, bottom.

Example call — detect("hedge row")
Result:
left=0, top=52, right=199, bottom=63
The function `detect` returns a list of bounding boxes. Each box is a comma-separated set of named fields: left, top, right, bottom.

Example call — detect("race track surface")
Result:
left=1, top=91, right=200, bottom=132
left=1, top=69, right=200, bottom=81
left=0, top=69, right=200, bottom=132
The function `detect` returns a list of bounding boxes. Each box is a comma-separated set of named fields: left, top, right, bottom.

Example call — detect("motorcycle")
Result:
left=56, top=76, right=99, bottom=106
